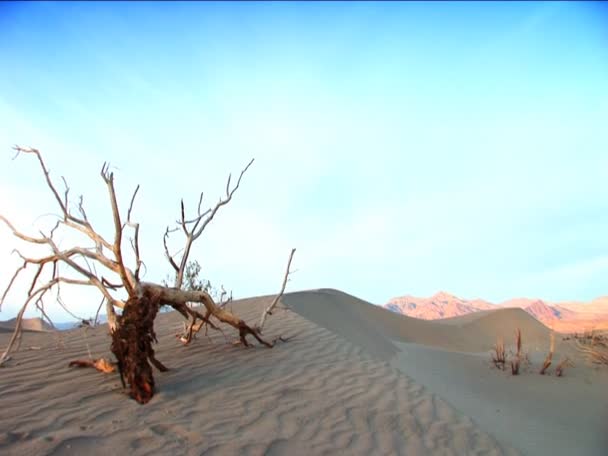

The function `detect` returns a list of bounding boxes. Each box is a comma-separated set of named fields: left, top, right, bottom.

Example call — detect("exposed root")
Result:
left=69, top=358, right=116, bottom=374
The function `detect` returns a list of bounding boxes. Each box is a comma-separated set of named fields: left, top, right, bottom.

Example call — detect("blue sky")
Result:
left=1, top=1, right=607, bottom=321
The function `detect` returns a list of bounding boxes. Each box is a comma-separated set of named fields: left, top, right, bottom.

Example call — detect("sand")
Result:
left=0, top=289, right=605, bottom=455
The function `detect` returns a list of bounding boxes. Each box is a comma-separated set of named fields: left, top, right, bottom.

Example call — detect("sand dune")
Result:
left=432, top=308, right=552, bottom=351
left=0, top=289, right=606, bottom=455
left=286, top=289, right=607, bottom=455
left=286, top=289, right=550, bottom=352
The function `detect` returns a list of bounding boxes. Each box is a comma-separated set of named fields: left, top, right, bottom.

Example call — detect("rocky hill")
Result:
left=0, top=317, right=55, bottom=332
left=385, top=292, right=608, bottom=332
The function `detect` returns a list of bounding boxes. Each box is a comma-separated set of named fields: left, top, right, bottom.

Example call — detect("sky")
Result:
left=0, top=1, right=607, bottom=322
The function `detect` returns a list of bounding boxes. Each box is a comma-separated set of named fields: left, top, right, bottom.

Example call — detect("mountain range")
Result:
left=384, top=291, right=608, bottom=333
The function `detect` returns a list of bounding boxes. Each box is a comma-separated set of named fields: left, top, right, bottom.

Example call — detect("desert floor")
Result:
left=0, top=289, right=606, bottom=455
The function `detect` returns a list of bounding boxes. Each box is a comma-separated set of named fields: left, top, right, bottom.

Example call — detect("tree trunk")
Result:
left=110, top=287, right=167, bottom=404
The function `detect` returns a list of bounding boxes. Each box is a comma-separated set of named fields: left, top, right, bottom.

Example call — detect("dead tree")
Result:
left=0, top=146, right=295, bottom=404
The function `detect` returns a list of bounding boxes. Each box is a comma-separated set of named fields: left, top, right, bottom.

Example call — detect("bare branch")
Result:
left=257, top=248, right=296, bottom=334
left=77, top=195, right=89, bottom=222
left=126, top=185, right=142, bottom=280
left=0, top=301, right=29, bottom=366
left=163, top=227, right=180, bottom=273
left=11, top=146, right=113, bottom=251
left=219, top=285, right=228, bottom=307
left=34, top=298, right=55, bottom=330
left=93, top=297, right=105, bottom=326
left=1, top=271, right=89, bottom=365
left=57, top=289, right=87, bottom=321
left=192, top=158, right=254, bottom=241
left=0, top=261, right=26, bottom=311
left=180, top=199, right=188, bottom=234
left=1, top=215, right=48, bottom=244
left=141, top=282, right=274, bottom=348
left=196, top=191, right=204, bottom=216
left=100, top=163, right=135, bottom=296
left=173, top=158, right=254, bottom=288
left=60, top=176, right=69, bottom=209
left=27, top=263, right=45, bottom=296
left=101, top=276, right=123, bottom=290
left=183, top=209, right=212, bottom=225
left=2, top=208, right=129, bottom=323
left=126, top=184, right=140, bottom=222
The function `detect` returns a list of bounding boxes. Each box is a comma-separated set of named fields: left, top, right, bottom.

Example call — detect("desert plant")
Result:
left=540, top=331, right=555, bottom=375
left=573, top=329, right=608, bottom=366
left=510, top=328, right=522, bottom=375
left=492, top=337, right=506, bottom=370
left=555, top=357, right=574, bottom=377
left=577, top=340, right=608, bottom=366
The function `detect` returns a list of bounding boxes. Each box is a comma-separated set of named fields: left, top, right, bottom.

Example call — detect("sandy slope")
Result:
left=1, top=289, right=605, bottom=455
left=285, top=289, right=552, bottom=353
left=392, top=342, right=608, bottom=456
left=284, top=289, right=608, bottom=456
left=0, top=293, right=517, bottom=456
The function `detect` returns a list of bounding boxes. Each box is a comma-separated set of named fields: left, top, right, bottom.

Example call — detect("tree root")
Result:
left=69, top=358, right=116, bottom=374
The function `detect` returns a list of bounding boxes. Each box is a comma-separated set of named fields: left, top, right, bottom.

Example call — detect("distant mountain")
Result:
left=54, top=321, right=80, bottom=331
left=553, top=296, right=608, bottom=316
left=384, top=292, right=608, bottom=332
left=0, top=317, right=55, bottom=332
left=499, top=298, right=536, bottom=309
left=523, top=300, right=577, bottom=323
left=386, top=291, right=493, bottom=320
left=0, top=314, right=110, bottom=332
left=54, top=314, right=109, bottom=331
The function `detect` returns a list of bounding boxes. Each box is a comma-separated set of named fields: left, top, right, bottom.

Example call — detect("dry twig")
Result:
left=492, top=337, right=506, bottom=370
left=511, top=328, right=522, bottom=375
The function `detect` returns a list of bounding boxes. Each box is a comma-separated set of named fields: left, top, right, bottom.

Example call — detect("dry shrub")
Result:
left=573, top=329, right=608, bottom=367
left=540, top=331, right=555, bottom=375
left=490, top=328, right=579, bottom=378
left=578, top=341, right=608, bottom=366
left=492, top=337, right=506, bottom=370
left=510, top=328, right=522, bottom=375
left=555, top=357, right=574, bottom=377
